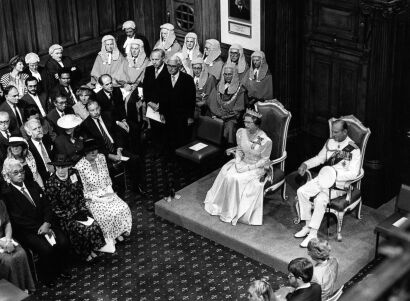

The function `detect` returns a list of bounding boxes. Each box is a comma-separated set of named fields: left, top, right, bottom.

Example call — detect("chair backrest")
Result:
left=396, top=184, right=410, bottom=213
left=326, top=284, right=344, bottom=301
left=328, top=115, right=371, bottom=173
left=196, top=116, right=224, bottom=145
left=255, top=100, right=292, bottom=161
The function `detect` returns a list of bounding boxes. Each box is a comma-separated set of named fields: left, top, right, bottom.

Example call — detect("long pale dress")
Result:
left=75, top=154, right=132, bottom=239
left=204, top=128, right=272, bottom=225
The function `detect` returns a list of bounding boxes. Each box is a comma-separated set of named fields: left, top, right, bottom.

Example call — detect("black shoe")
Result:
left=43, top=280, right=56, bottom=288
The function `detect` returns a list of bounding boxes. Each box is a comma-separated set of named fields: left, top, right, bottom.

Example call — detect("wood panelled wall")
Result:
left=0, top=0, right=165, bottom=72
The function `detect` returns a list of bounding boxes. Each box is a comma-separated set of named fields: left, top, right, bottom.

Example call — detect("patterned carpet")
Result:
left=25, top=147, right=384, bottom=300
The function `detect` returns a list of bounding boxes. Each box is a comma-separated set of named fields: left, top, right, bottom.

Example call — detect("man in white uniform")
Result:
left=295, top=120, right=361, bottom=247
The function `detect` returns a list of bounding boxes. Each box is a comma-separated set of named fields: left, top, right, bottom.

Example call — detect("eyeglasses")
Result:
left=0, top=120, right=10, bottom=124
left=10, top=169, right=25, bottom=176
left=223, top=73, right=233, bottom=76
left=56, top=102, right=67, bottom=106
left=287, top=273, right=295, bottom=279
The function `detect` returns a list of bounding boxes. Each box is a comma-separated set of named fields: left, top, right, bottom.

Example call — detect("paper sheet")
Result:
left=393, top=217, right=408, bottom=228
left=121, top=156, right=130, bottom=161
left=138, top=87, right=143, bottom=97
left=146, top=106, right=164, bottom=123
left=77, top=217, right=95, bottom=226
left=189, top=142, right=208, bottom=151
left=45, top=234, right=56, bottom=246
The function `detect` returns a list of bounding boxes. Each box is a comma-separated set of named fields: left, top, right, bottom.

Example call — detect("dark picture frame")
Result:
left=228, top=0, right=251, bottom=23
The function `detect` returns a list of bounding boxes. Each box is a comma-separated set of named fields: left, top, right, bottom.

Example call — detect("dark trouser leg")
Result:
left=122, top=149, right=144, bottom=189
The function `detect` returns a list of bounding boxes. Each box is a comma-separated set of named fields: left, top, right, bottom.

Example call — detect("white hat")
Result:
left=57, top=114, right=82, bottom=129
left=317, top=166, right=337, bottom=189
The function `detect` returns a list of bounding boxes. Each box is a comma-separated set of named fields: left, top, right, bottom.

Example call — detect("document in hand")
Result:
left=146, top=106, right=165, bottom=123
left=45, top=233, right=57, bottom=246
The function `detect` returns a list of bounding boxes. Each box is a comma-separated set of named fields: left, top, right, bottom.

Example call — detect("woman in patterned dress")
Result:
left=204, top=110, right=272, bottom=225
left=44, top=154, right=106, bottom=261
left=74, top=139, right=132, bottom=248
left=0, top=56, right=29, bottom=98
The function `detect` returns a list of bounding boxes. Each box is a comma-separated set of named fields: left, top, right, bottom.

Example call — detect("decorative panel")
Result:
left=55, top=0, right=76, bottom=47
left=98, top=0, right=114, bottom=35
left=76, top=0, right=94, bottom=42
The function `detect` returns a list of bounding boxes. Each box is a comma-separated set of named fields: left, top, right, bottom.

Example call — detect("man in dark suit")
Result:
left=21, top=76, right=49, bottom=118
left=47, top=95, right=74, bottom=135
left=0, top=111, right=11, bottom=162
left=0, top=86, right=24, bottom=134
left=117, top=20, right=151, bottom=57
left=95, top=74, right=127, bottom=125
left=125, top=88, right=145, bottom=155
left=49, top=68, right=78, bottom=108
left=142, top=49, right=169, bottom=154
left=2, top=159, right=70, bottom=286
left=285, top=257, right=322, bottom=301
left=25, top=118, right=54, bottom=182
left=81, top=100, right=144, bottom=194
left=158, top=54, right=196, bottom=154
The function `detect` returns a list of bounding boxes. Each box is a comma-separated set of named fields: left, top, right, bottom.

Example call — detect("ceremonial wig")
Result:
left=25, top=52, right=40, bottom=64
left=158, top=23, right=176, bottom=50
left=122, top=20, right=136, bottom=30
left=99, top=35, right=120, bottom=63
left=182, top=32, right=201, bottom=60
left=248, top=276, right=275, bottom=301
left=249, top=51, right=269, bottom=81
left=49, top=44, right=63, bottom=55
left=288, top=257, right=314, bottom=283
left=307, top=238, right=331, bottom=262
left=126, top=39, right=146, bottom=68
left=191, top=57, right=209, bottom=89
left=204, top=39, right=221, bottom=64
left=218, top=64, right=240, bottom=94
left=227, top=44, right=247, bottom=73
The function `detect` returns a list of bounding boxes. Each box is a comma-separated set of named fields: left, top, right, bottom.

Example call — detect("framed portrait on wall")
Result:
left=229, top=0, right=251, bottom=23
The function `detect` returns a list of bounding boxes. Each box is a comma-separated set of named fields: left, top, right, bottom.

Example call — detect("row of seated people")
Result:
left=248, top=238, right=338, bottom=301
left=0, top=137, right=132, bottom=290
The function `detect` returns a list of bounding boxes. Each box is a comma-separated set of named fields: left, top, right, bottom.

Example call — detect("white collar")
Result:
left=295, top=283, right=311, bottom=291
left=11, top=182, right=28, bottom=191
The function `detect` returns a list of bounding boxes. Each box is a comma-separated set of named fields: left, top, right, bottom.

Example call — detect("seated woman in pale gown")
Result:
left=204, top=109, right=272, bottom=225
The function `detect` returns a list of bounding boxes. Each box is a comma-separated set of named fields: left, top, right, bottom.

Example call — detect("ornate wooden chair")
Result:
left=255, top=100, right=292, bottom=199
left=295, top=115, right=371, bottom=241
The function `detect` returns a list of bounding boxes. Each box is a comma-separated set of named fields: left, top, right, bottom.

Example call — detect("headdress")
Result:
left=99, top=35, right=120, bottom=64
left=122, top=20, right=136, bottom=30
left=245, top=108, right=262, bottom=119
left=7, top=135, right=28, bottom=147
left=181, top=32, right=201, bottom=61
left=204, top=39, right=221, bottom=64
left=218, top=64, right=240, bottom=94
left=48, top=153, right=74, bottom=167
left=49, top=44, right=63, bottom=55
left=126, top=39, right=146, bottom=68
left=9, top=55, right=23, bottom=67
left=25, top=53, right=40, bottom=64
left=249, top=51, right=269, bottom=81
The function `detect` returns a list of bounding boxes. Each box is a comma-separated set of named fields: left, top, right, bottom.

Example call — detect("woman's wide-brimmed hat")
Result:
left=7, top=135, right=28, bottom=148
left=57, top=114, right=82, bottom=129
left=83, top=138, right=103, bottom=154
left=47, top=153, right=74, bottom=167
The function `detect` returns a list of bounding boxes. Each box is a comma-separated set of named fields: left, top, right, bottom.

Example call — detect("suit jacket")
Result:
left=117, top=32, right=151, bottom=57
left=81, top=114, right=125, bottom=156
left=0, top=132, right=9, bottom=163
left=21, top=92, right=49, bottom=116
left=46, top=107, right=74, bottom=135
left=158, top=71, right=196, bottom=120
left=27, top=138, right=54, bottom=182
left=49, top=84, right=77, bottom=107
left=286, top=283, right=322, bottom=301
left=0, top=101, right=24, bottom=134
left=45, top=56, right=80, bottom=91
left=142, top=64, right=169, bottom=104
left=2, top=180, right=52, bottom=235
left=95, top=87, right=126, bottom=122
left=24, top=67, right=48, bottom=94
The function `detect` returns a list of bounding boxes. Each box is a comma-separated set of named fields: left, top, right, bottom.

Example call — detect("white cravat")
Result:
left=31, top=71, right=42, bottom=81
left=68, top=86, right=77, bottom=103
left=107, top=53, right=112, bottom=65
left=29, top=93, right=46, bottom=117
left=194, top=77, right=199, bottom=88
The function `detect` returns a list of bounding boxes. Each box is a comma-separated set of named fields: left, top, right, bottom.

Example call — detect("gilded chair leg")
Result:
left=293, top=196, right=301, bottom=224
left=357, top=200, right=362, bottom=220
left=336, top=212, right=344, bottom=241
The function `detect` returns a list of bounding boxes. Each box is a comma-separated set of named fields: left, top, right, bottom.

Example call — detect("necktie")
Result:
left=133, top=57, right=137, bottom=66
left=21, top=187, right=36, bottom=207
left=172, top=75, right=176, bottom=87
left=39, top=141, right=54, bottom=173
left=195, top=78, right=199, bottom=89
left=96, top=118, right=115, bottom=153
left=14, top=105, right=23, bottom=127
left=155, top=68, right=159, bottom=78
left=254, top=70, right=258, bottom=80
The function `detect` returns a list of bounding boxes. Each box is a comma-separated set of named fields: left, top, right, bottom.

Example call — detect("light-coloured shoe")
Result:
left=294, top=227, right=310, bottom=238
left=300, top=233, right=317, bottom=248
left=98, top=238, right=116, bottom=253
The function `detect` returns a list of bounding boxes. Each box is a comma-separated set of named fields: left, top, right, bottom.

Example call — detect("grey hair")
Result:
left=0, top=111, right=10, bottom=119
left=2, top=158, right=23, bottom=183
left=307, top=238, right=331, bottom=261
left=24, top=118, right=41, bottom=136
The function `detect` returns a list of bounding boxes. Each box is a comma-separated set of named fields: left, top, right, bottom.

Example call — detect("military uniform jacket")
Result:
left=304, top=136, right=361, bottom=188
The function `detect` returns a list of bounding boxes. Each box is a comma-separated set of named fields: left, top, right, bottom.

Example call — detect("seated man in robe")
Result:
left=242, top=51, right=273, bottom=106
left=203, top=39, right=224, bottom=81
left=122, top=39, right=149, bottom=88
left=117, top=20, right=151, bottom=57
left=179, top=32, right=202, bottom=70
left=90, top=35, right=127, bottom=88
left=295, top=120, right=361, bottom=247
left=153, top=23, right=181, bottom=60
left=191, top=57, right=216, bottom=119
left=207, top=64, right=245, bottom=145
left=224, top=44, right=249, bottom=82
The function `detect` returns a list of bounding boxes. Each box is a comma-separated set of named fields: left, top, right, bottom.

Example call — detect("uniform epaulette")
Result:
left=348, top=141, right=359, bottom=149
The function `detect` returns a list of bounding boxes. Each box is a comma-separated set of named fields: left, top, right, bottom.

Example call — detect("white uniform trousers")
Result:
left=297, top=177, right=346, bottom=230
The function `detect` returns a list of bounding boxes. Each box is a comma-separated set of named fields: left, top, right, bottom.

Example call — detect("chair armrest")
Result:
left=225, top=146, right=238, bottom=156
left=268, top=151, right=287, bottom=166
left=305, top=170, right=313, bottom=181
left=342, top=169, right=364, bottom=189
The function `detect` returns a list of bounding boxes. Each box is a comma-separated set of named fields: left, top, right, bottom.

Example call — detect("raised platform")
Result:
left=155, top=170, right=392, bottom=288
